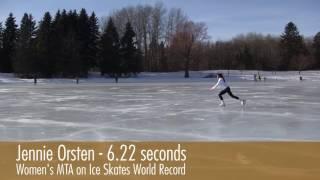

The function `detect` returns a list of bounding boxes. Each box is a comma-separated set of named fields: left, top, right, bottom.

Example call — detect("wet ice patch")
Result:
left=0, top=89, right=11, bottom=93
left=43, top=95, right=88, bottom=102
left=0, top=117, right=91, bottom=127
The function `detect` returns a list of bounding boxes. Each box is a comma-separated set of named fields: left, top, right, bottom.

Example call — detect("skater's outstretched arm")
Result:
left=210, top=78, right=222, bottom=90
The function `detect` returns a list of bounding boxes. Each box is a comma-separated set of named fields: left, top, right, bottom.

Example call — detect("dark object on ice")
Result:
left=76, top=77, right=79, bottom=84
left=33, top=75, right=37, bottom=85
left=299, top=76, right=303, bottom=81
left=115, top=75, right=119, bottom=83
left=203, top=73, right=217, bottom=78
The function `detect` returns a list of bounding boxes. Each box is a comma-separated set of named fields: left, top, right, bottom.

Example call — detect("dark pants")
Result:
left=219, top=87, right=239, bottom=100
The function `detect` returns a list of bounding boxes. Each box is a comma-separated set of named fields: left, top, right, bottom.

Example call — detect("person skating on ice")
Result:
left=210, top=73, right=246, bottom=107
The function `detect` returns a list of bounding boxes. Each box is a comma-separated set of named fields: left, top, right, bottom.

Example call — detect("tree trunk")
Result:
left=143, top=27, right=148, bottom=71
left=184, top=57, right=190, bottom=78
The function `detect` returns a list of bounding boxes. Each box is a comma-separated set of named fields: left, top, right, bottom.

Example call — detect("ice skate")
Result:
left=241, top=99, right=246, bottom=106
left=219, top=100, right=226, bottom=107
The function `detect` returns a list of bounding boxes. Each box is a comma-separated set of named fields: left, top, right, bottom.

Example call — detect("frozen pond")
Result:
left=0, top=79, right=320, bottom=141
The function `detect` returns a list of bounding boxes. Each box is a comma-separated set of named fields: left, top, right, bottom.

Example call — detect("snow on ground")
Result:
left=0, top=71, right=320, bottom=141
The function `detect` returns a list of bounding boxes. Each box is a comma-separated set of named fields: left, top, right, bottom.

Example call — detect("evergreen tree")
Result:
left=159, top=41, right=168, bottom=71
left=62, top=32, right=81, bottom=77
left=52, top=10, right=61, bottom=27
left=36, top=12, right=54, bottom=77
left=68, top=10, right=79, bottom=33
left=120, top=22, right=142, bottom=76
left=49, top=9, right=91, bottom=77
left=1, top=13, right=18, bottom=72
left=88, top=12, right=99, bottom=68
left=279, top=22, right=307, bottom=70
left=100, top=18, right=121, bottom=79
left=60, top=9, right=68, bottom=34
left=313, top=32, right=320, bottom=68
left=59, top=10, right=81, bottom=77
left=77, top=8, right=90, bottom=77
left=14, top=13, right=37, bottom=76
left=70, top=10, right=84, bottom=78
left=51, top=10, right=63, bottom=76
left=0, top=22, right=3, bottom=46
left=0, top=22, right=3, bottom=61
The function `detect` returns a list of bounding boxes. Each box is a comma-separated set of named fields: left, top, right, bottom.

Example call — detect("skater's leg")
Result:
left=226, top=87, right=240, bottom=100
left=218, top=88, right=228, bottom=106
left=218, top=88, right=228, bottom=100
left=226, top=87, right=246, bottom=106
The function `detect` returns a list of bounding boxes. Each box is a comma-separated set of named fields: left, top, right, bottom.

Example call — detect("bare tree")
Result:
left=125, top=5, right=153, bottom=71
left=170, top=21, right=208, bottom=78
left=149, top=2, right=166, bottom=71
left=164, top=8, right=187, bottom=46
left=104, top=4, right=190, bottom=72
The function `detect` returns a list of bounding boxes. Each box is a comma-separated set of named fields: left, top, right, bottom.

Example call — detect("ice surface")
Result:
left=0, top=71, right=320, bottom=141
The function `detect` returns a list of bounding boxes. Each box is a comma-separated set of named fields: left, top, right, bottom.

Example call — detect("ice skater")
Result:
left=210, top=73, right=246, bottom=107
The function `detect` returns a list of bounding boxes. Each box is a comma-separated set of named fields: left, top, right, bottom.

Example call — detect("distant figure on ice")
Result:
left=258, top=72, right=262, bottom=81
left=33, top=74, right=37, bottom=85
left=299, top=76, right=303, bottom=81
left=210, top=73, right=246, bottom=107
left=115, top=74, right=119, bottom=83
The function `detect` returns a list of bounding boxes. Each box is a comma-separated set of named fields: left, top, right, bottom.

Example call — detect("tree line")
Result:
left=202, top=22, right=319, bottom=72
left=0, top=4, right=320, bottom=79
left=0, top=9, right=142, bottom=80
left=108, top=3, right=320, bottom=75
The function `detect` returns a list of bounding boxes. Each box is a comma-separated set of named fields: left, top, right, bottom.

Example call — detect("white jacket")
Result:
left=211, top=78, right=228, bottom=90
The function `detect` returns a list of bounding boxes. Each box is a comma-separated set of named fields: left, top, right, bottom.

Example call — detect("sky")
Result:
left=0, top=0, right=319, bottom=41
